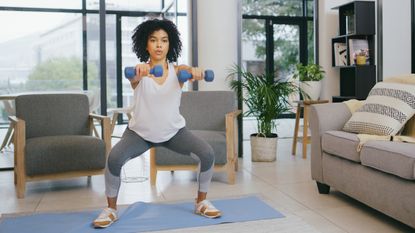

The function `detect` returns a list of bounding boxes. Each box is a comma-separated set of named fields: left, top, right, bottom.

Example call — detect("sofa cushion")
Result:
left=322, top=130, right=361, bottom=162
left=360, top=141, right=415, bottom=180
left=343, top=82, right=415, bottom=136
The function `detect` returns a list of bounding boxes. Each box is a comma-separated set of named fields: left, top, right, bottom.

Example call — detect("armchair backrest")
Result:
left=180, top=91, right=236, bottom=131
left=15, top=94, right=90, bottom=139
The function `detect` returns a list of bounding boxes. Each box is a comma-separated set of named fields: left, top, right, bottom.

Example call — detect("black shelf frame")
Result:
left=331, top=1, right=376, bottom=102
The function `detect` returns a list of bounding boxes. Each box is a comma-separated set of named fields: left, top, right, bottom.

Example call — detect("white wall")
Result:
left=318, top=0, right=350, bottom=100
left=196, top=0, right=238, bottom=91
left=382, top=0, right=411, bottom=79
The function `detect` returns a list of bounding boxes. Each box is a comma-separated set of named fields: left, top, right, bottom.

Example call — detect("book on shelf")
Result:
left=334, top=42, right=347, bottom=66
left=348, top=39, right=369, bottom=65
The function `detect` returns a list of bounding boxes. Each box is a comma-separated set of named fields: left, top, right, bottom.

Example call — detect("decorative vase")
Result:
left=250, top=134, right=278, bottom=162
left=300, top=81, right=322, bottom=100
left=356, top=55, right=367, bottom=65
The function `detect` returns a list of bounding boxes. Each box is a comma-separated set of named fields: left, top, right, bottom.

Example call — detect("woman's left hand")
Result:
left=190, top=67, right=204, bottom=81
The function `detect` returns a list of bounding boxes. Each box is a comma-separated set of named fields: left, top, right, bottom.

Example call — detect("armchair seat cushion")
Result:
left=25, top=135, right=106, bottom=176
left=322, top=130, right=361, bottom=162
left=155, top=130, right=227, bottom=166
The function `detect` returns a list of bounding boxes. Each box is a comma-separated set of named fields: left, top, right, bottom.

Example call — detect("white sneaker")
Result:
left=195, top=199, right=222, bottom=219
left=93, top=207, right=118, bottom=228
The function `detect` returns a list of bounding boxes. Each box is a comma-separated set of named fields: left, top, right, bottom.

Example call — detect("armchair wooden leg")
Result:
left=227, top=162, right=236, bottom=184
left=149, top=148, right=157, bottom=186
left=150, top=170, right=157, bottom=186
left=16, top=175, right=26, bottom=198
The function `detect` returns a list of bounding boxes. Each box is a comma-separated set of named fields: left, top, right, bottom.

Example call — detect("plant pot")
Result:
left=300, top=81, right=321, bottom=100
left=356, top=55, right=367, bottom=65
left=250, top=133, right=278, bottom=162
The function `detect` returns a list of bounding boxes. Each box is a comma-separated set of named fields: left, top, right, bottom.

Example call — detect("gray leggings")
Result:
left=105, top=127, right=215, bottom=198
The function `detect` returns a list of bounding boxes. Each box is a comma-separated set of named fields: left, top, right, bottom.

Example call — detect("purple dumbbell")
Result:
left=124, top=65, right=163, bottom=79
left=177, top=70, right=214, bottom=82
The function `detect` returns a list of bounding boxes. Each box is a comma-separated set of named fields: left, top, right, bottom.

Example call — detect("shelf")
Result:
left=331, top=1, right=376, bottom=102
left=335, top=1, right=375, bottom=36
left=332, top=34, right=374, bottom=39
left=334, top=64, right=375, bottom=69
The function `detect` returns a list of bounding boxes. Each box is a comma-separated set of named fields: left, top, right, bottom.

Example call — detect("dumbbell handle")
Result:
left=177, top=70, right=214, bottom=82
left=124, top=65, right=163, bottom=79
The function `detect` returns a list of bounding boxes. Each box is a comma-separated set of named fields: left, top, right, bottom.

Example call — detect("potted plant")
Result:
left=353, top=48, right=369, bottom=65
left=228, top=66, right=299, bottom=162
left=293, top=63, right=325, bottom=100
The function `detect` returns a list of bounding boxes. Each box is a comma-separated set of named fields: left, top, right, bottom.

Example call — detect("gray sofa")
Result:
left=310, top=103, right=415, bottom=228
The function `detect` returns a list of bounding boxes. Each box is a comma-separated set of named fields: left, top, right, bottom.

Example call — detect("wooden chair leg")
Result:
left=292, top=103, right=301, bottom=155
left=7, top=131, right=14, bottom=147
left=302, top=105, right=309, bottom=159
left=149, top=148, right=157, bottom=186
left=16, top=175, right=26, bottom=198
left=0, top=123, right=13, bottom=151
left=227, top=162, right=236, bottom=184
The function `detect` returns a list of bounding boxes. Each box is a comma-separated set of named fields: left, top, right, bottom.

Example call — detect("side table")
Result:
left=292, top=99, right=329, bottom=158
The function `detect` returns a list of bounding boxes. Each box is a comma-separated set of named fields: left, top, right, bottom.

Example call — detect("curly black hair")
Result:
left=131, top=18, right=182, bottom=63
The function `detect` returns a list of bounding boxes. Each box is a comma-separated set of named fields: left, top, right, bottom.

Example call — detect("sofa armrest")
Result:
left=309, top=103, right=352, bottom=182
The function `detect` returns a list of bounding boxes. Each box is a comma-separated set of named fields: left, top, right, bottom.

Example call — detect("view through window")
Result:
left=241, top=0, right=315, bottom=115
left=0, top=0, right=188, bottom=124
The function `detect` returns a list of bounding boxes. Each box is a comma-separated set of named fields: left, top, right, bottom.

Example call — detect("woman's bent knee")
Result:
left=199, top=145, right=215, bottom=172
left=107, top=151, right=125, bottom=177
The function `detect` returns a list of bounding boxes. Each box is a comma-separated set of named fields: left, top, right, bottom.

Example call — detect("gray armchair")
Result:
left=150, top=91, right=241, bottom=185
left=10, top=94, right=111, bottom=198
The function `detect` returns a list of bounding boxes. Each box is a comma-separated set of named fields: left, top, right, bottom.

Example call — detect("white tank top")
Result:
left=128, top=63, right=185, bottom=143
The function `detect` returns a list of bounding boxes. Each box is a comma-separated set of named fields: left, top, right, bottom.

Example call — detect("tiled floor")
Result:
left=0, top=120, right=413, bottom=233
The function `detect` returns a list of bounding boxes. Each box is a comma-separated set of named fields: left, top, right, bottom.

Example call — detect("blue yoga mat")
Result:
left=0, top=196, right=284, bottom=233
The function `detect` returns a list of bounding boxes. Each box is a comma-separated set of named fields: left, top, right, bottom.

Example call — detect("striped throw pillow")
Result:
left=343, top=82, right=415, bottom=136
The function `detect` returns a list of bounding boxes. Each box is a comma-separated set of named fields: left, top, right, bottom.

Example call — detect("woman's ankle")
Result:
left=196, top=191, right=207, bottom=203
left=107, top=197, right=118, bottom=210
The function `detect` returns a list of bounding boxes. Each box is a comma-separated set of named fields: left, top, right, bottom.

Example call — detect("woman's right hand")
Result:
left=130, top=64, right=151, bottom=84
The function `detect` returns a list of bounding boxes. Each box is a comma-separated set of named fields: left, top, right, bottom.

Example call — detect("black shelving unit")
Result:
left=331, top=1, right=376, bottom=102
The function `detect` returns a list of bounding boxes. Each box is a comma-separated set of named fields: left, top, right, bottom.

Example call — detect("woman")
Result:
left=93, top=18, right=221, bottom=228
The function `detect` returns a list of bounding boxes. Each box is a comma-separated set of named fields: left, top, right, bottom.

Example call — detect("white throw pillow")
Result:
left=343, top=82, right=415, bottom=135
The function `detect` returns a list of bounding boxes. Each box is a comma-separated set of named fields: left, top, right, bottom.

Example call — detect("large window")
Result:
left=241, top=0, right=315, bottom=116
left=242, top=0, right=315, bottom=78
left=0, top=0, right=189, bottom=124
